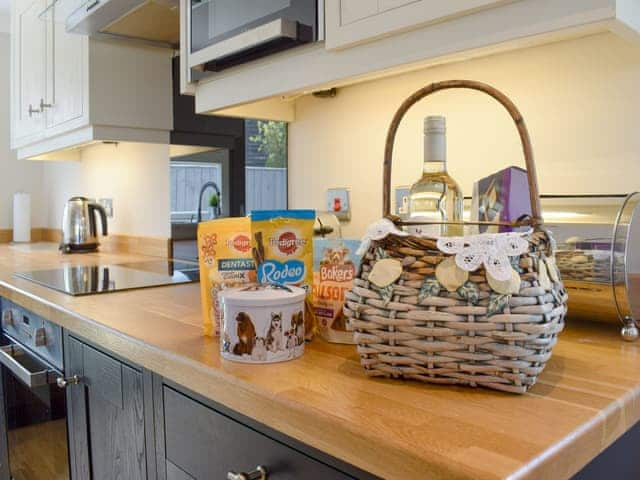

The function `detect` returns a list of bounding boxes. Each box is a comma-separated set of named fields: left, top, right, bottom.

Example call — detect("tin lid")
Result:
left=219, top=283, right=306, bottom=307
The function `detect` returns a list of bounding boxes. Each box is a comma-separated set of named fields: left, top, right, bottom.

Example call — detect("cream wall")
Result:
left=0, top=33, right=46, bottom=230
left=42, top=142, right=171, bottom=237
left=289, top=33, right=640, bottom=238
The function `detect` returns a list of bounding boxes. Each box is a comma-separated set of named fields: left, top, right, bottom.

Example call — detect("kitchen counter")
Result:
left=0, top=244, right=638, bottom=479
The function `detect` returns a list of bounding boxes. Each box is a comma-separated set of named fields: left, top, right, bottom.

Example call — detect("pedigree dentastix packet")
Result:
left=197, top=217, right=256, bottom=336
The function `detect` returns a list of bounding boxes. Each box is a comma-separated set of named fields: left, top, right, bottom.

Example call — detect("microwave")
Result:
left=189, top=0, right=322, bottom=73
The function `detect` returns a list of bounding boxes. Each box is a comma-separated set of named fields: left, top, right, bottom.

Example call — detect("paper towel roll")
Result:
left=13, top=192, right=31, bottom=243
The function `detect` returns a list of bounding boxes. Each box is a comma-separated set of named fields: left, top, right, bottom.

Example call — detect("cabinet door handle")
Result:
left=227, top=465, right=267, bottom=480
left=56, top=375, right=82, bottom=389
left=28, top=104, right=41, bottom=117
left=40, top=98, right=53, bottom=109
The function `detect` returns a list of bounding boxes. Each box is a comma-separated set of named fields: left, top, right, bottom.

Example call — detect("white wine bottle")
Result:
left=408, top=116, right=463, bottom=237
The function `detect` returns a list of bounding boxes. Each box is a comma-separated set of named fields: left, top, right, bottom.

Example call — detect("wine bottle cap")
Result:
left=424, top=115, right=446, bottom=134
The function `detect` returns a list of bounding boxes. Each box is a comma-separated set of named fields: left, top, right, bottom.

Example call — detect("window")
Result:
left=245, top=119, right=288, bottom=212
left=170, top=146, right=229, bottom=223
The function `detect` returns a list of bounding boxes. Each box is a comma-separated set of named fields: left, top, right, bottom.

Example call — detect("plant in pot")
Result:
left=209, top=193, right=220, bottom=219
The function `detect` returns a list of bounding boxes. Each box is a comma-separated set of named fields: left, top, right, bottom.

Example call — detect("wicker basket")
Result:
left=344, top=80, right=568, bottom=394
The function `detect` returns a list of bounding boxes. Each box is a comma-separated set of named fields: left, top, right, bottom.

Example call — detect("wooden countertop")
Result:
left=0, top=243, right=638, bottom=479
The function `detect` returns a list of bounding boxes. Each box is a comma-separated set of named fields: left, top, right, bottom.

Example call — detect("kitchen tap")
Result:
left=197, top=181, right=221, bottom=222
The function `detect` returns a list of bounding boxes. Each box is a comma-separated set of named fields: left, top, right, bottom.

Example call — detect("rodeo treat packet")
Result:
left=312, top=238, right=362, bottom=344
left=197, top=217, right=256, bottom=336
left=251, top=210, right=316, bottom=338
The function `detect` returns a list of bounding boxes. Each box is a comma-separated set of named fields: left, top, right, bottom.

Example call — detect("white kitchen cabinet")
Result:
left=325, top=0, right=510, bottom=50
left=10, top=0, right=173, bottom=159
left=45, top=12, right=86, bottom=132
left=11, top=0, right=47, bottom=146
left=189, top=0, right=640, bottom=120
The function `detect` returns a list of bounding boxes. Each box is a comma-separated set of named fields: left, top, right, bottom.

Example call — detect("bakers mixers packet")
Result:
left=197, top=217, right=256, bottom=336
left=312, top=238, right=362, bottom=343
left=251, top=210, right=316, bottom=338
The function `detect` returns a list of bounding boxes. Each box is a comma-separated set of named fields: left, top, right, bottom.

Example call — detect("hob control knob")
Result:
left=2, top=310, right=13, bottom=326
left=34, top=327, right=47, bottom=347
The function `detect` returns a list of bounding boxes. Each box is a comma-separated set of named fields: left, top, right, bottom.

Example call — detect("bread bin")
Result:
left=541, top=193, right=640, bottom=340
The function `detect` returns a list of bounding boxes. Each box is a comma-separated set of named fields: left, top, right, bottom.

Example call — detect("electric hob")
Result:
left=13, top=260, right=199, bottom=296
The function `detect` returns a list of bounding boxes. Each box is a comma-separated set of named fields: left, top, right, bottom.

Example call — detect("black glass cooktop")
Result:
left=13, top=260, right=199, bottom=296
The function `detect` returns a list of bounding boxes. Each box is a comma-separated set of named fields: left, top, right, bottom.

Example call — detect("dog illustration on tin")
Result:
left=290, top=311, right=305, bottom=346
left=232, top=312, right=256, bottom=356
left=251, top=336, right=268, bottom=362
left=285, top=327, right=298, bottom=350
left=265, top=312, right=284, bottom=352
left=222, top=331, right=231, bottom=353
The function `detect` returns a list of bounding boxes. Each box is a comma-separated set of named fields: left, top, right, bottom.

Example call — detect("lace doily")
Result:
left=437, top=230, right=532, bottom=281
left=357, top=218, right=408, bottom=255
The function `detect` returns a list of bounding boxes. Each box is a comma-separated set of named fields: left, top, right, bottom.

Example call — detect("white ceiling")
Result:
left=0, top=0, right=8, bottom=13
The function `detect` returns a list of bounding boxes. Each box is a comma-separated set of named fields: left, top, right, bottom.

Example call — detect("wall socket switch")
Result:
left=99, top=198, right=114, bottom=218
left=395, top=186, right=410, bottom=219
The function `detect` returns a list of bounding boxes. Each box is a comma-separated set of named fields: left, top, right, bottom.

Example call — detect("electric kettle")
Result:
left=61, top=197, right=108, bottom=253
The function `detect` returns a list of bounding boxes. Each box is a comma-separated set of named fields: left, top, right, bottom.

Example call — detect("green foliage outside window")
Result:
left=249, top=121, right=287, bottom=168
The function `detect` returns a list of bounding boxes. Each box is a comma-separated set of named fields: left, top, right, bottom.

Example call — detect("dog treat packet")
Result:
left=251, top=209, right=316, bottom=338
left=312, top=238, right=363, bottom=344
left=197, top=217, right=256, bottom=336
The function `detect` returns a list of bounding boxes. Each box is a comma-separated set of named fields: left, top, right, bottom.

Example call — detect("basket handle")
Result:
left=383, top=80, right=542, bottom=226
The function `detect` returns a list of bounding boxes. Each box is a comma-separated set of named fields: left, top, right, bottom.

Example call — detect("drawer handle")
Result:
left=227, top=465, right=267, bottom=480
left=56, top=375, right=82, bottom=389
left=0, top=344, right=58, bottom=388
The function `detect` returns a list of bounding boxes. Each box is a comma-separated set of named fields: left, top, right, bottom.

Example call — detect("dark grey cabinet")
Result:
left=61, top=334, right=372, bottom=480
left=65, top=335, right=154, bottom=480
left=159, top=385, right=355, bottom=480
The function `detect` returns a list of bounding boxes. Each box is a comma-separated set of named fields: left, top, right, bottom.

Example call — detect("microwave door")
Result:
left=190, top=18, right=312, bottom=72
left=189, top=0, right=318, bottom=73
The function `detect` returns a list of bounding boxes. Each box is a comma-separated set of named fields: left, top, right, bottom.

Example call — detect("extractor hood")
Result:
left=65, top=0, right=179, bottom=47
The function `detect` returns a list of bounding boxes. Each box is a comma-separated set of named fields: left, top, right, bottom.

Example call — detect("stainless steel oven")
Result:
left=189, top=0, right=321, bottom=72
left=0, top=299, right=69, bottom=480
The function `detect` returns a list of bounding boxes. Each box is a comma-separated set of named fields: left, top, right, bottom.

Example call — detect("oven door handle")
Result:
left=0, top=344, right=59, bottom=388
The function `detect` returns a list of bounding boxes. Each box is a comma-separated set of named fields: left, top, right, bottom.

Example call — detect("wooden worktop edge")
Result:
left=511, top=385, right=640, bottom=479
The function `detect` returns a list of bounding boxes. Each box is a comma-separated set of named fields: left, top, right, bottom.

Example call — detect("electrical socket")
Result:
left=99, top=198, right=114, bottom=218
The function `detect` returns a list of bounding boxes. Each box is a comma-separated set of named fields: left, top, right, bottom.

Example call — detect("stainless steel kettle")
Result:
left=61, top=197, right=108, bottom=253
